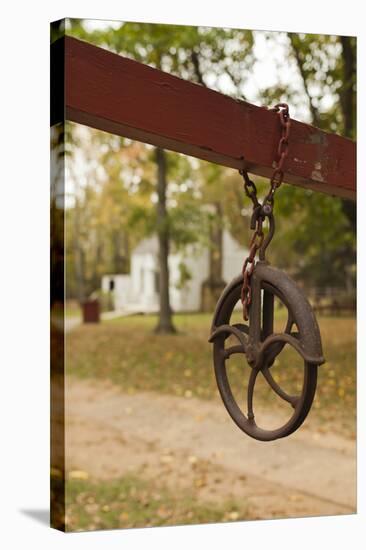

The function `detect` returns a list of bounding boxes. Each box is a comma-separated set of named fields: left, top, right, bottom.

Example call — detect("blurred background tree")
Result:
left=63, top=20, right=356, bottom=326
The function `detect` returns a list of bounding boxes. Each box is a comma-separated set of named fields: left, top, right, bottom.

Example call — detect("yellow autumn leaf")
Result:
left=194, top=477, right=206, bottom=488
left=69, top=470, right=89, bottom=480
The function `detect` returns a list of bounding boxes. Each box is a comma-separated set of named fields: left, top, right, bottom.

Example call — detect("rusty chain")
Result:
left=240, top=103, right=291, bottom=321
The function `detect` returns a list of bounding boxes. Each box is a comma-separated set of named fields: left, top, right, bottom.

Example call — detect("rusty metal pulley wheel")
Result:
left=209, top=262, right=325, bottom=442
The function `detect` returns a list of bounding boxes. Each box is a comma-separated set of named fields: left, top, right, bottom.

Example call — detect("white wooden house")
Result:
left=101, top=230, right=246, bottom=313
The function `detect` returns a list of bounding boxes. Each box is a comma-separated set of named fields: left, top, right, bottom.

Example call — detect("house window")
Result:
left=109, top=278, right=115, bottom=291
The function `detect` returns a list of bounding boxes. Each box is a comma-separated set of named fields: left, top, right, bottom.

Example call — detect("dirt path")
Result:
left=65, top=377, right=356, bottom=520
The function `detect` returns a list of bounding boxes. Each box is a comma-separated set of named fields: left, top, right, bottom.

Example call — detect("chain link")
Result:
left=240, top=103, right=291, bottom=321
left=263, top=103, right=291, bottom=207
left=240, top=169, right=260, bottom=208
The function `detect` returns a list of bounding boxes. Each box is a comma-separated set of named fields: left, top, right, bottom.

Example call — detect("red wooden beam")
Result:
left=57, top=36, right=356, bottom=200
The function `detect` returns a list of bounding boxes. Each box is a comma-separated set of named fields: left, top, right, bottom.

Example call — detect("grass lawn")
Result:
left=64, top=473, right=247, bottom=532
left=65, top=301, right=82, bottom=320
left=66, top=311, right=356, bottom=438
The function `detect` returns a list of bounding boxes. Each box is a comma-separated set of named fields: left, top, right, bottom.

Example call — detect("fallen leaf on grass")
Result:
left=69, top=470, right=89, bottom=480
left=85, top=503, right=99, bottom=514
left=157, top=506, right=171, bottom=519
left=226, top=511, right=239, bottom=521
left=194, top=477, right=207, bottom=488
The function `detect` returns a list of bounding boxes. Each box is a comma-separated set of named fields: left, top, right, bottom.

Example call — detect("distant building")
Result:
left=101, top=230, right=246, bottom=313
left=101, top=274, right=132, bottom=311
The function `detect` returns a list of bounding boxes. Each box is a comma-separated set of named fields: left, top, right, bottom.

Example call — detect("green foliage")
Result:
left=270, top=185, right=355, bottom=288
left=175, top=261, right=193, bottom=290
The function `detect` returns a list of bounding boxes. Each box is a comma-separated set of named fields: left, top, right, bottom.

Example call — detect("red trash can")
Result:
left=82, top=299, right=100, bottom=323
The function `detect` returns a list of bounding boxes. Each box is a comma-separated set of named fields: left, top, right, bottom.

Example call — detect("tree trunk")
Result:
left=209, top=202, right=224, bottom=284
left=73, top=197, right=86, bottom=302
left=201, top=202, right=226, bottom=312
left=91, top=235, right=103, bottom=292
left=340, top=36, right=356, bottom=139
left=112, top=230, right=128, bottom=274
left=340, top=36, right=356, bottom=233
left=154, top=147, right=176, bottom=333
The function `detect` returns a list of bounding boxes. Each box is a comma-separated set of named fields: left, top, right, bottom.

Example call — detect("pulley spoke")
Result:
left=247, top=367, right=259, bottom=421
left=263, top=331, right=300, bottom=366
left=210, top=323, right=250, bottom=360
left=261, top=366, right=299, bottom=408
left=262, top=342, right=284, bottom=367
left=209, top=323, right=248, bottom=349
left=232, top=323, right=249, bottom=334
left=223, top=344, right=245, bottom=359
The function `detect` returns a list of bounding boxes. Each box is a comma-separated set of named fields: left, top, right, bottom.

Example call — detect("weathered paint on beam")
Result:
left=55, top=36, right=355, bottom=200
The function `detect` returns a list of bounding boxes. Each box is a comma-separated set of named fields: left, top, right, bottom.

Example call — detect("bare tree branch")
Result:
left=288, top=33, right=321, bottom=127
left=191, top=49, right=207, bottom=87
